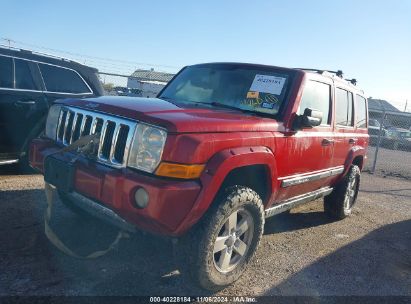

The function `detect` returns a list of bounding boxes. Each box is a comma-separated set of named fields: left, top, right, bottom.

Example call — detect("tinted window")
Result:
left=356, top=95, right=367, bottom=128
left=298, top=80, right=331, bottom=125
left=15, top=59, right=37, bottom=90
left=39, top=64, right=90, bottom=93
left=0, top=56, right=13, bottom=88
left=335, top=88, right=354, bottom=126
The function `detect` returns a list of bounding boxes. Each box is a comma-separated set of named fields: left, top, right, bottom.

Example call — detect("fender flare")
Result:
left=343, top=146, right=366, bottom=176
left=174, top=146, right=278, bottom=235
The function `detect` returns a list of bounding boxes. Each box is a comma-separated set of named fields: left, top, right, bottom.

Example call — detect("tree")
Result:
left=102, top=82, right=114, bottom=92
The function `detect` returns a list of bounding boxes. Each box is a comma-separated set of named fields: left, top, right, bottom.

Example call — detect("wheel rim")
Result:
left=212, top=207, right=254, bottom=273
left=344, top=177, right=358, bottom=211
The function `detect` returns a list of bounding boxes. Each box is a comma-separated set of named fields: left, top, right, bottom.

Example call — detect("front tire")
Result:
left=324, top=165, right=360, bottom=220
left=182, top=186, right=264, bottom=291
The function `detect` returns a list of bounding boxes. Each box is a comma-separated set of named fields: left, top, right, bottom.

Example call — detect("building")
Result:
left=368, top=98, right=411, bottom=129
left=127, top=68, right=175, bottom=98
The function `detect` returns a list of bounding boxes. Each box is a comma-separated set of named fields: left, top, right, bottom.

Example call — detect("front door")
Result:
left=0, top=56, right=48, bottom=155
left=274, top=79, right=335, bottom=202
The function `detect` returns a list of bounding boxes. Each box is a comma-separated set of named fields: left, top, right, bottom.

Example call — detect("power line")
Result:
left=0, top=37, right=180, bottom=70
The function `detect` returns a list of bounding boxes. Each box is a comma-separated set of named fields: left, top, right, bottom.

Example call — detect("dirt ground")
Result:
left=0, top=167, right=410, bottom=296
left=365, top=146, right=411, bottom=179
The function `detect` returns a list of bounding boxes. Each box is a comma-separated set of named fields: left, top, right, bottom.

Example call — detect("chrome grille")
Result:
left=56, top=106, right=136, bottom=168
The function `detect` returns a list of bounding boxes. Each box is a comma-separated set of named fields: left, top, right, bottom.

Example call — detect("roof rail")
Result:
left=0, top=44, right=83, bottom=65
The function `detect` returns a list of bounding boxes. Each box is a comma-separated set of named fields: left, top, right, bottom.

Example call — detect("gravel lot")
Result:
left=0, top=166, right=410, bottom=296
left=365, top=146, right=411, bottom=179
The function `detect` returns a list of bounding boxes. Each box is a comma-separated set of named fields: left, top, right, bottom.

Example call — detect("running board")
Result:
left=0, top=159, right=19, bottom=165
left=265, top=187, right=333, bottom=218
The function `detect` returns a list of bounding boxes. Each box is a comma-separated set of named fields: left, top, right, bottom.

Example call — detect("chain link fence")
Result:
left=365, top=108, right=411, bottom=179
left=98, top=71, right=173, bottom=98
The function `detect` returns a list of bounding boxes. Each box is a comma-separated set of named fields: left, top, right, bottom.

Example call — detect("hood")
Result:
left=59, top=96, right=281, bottom=133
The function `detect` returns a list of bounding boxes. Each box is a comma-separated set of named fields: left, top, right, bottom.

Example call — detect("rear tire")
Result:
left=324, top=165, right=360, bottom=220
left=179, top=186, right=264, bottom=291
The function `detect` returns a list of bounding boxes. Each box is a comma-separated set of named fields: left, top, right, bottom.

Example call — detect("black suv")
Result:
left=0, top=47, right=103, bottom=166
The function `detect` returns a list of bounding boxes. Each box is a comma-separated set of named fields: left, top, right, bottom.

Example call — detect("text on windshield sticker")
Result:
left=249, top=75, right=286, bottom=95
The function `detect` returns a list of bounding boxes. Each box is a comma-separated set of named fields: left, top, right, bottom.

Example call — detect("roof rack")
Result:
left=297, top=68, right=344, bottom=78
left=345, top=78, right=357, bottom=86
left=298, top=68, right=361, bottom=87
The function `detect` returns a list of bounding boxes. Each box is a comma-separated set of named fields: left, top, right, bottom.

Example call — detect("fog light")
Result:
left=134, top=187, right=149, bottom=209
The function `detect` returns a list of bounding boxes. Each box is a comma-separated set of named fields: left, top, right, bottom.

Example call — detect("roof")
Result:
left=130, top=69, right=175, bottom=83
left=368, top=98, right=400, bottom=112
left=0, top=46, right=98, bottom=72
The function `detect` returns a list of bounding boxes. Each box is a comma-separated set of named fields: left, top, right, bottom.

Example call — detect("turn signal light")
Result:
left=155, top=162, right=205, bottom=179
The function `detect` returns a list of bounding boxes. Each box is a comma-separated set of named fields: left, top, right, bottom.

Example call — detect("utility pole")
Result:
left=404, top=100, right=408, bottom=112
left=3, top=38, right=13, bottom=48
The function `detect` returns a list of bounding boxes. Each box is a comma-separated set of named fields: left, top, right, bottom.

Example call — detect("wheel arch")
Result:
left=343, top=146, right=366, bottom=176
left=174, top=146, right=278, bottom=235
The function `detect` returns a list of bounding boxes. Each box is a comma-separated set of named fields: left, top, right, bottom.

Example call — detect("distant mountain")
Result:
left=368, top=98, right=400, bottom=112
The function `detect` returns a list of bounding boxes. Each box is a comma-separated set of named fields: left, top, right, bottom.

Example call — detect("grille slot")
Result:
left=55, top=106, right=136, bottom=168
left=63, top=111, right=75, bottom=145
left=81, top=115, right=93, bottom=136
left=57, top=110, right=67, bottom=141
left=71, top=113, right=83, bottom=143
left=100, top=121, right=116, bottom=160
left=113, top=125, right=129, bottom=163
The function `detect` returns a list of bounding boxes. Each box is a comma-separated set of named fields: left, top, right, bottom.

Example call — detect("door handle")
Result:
left=322, top=138, right=334, bottom=146
left=349, top=138, right=357, bottom=144
left=321, top=138, right=334, bottom=146
left=14, top=100, right=36, bottom=106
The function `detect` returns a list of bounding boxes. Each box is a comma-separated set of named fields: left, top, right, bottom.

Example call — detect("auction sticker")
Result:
left=246, top=91, right=259, bottom=99
left=249, top=74, right=286, bottom=95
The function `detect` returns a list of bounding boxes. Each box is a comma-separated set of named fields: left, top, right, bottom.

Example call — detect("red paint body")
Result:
left=30, top=66, right=369, bottom=236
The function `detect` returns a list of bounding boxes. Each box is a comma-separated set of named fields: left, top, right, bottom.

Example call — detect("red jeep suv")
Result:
left=30, top=63, right=369, bottom=290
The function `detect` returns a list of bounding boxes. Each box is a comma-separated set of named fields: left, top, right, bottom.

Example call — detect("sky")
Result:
left=1, top=0, right=410, bottom=111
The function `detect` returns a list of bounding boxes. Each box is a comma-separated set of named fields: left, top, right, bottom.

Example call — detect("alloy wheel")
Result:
left=212, top=208, right=254, bottom=273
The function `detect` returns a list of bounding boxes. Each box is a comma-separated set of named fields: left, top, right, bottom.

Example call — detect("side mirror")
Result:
left=293, top=108, right=323, bottom=130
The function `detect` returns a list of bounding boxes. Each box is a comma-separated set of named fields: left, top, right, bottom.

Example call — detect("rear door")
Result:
left=0, top=56, right=47, bottom=154
left=332, top=87, right=356, bottom=167
left=275, top=77, right=335, bottom=201
left=37, top=63, right=94, bottom=105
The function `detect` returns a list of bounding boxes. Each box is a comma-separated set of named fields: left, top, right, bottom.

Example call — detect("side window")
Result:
left=356, top=95, right=367, bottom=128
left=335, top=88, right=354, bottom=127
left=298, top=80, right=331, bottom=125
left=14, top=59, right=37, bottom=90
left=0, top=56, right=14, bottom=88
left=39, top=64, right=91, bottom=94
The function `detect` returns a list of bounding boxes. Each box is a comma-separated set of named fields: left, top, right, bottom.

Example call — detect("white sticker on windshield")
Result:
left=249, top=75, right=286, bottom=95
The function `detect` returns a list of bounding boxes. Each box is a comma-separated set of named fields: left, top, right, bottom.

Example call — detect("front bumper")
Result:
left=30, top=138, right=202, bottom=236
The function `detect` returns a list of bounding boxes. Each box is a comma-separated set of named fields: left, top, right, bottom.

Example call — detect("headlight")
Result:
left=45, top=104, right=62, bottom=139
left=127, top=123, right=167, bottom=173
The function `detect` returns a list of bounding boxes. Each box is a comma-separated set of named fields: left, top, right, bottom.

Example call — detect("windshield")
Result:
left=159, top=64, right=293, bottom=115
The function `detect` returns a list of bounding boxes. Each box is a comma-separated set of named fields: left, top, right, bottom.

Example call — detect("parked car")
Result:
left=368, top=118, right=385, bottom=145
left=381, top=127, right=411, bottom=151
left=30, top=63, right=369, bottom=290
left=0, top=46, right=103, bottom=166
